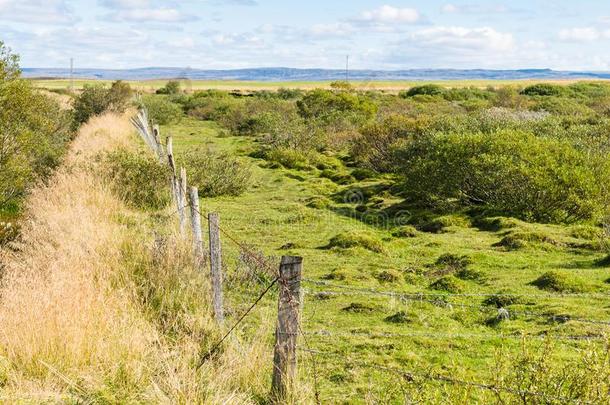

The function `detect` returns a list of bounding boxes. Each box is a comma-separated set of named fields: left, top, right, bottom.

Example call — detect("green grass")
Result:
left=163, top=116, right=610, bottom=403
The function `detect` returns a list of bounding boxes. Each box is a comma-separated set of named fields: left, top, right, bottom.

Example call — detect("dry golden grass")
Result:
left=0, top=112, right=300, bottom=403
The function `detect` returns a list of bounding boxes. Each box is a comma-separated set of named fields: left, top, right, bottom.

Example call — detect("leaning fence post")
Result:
left=166, top=137, right=180, bottom=205
left=208, top=213, right=224, bottom=323
left=178, top=167, right=188, bottom=235
left=189, top=186, right=205, bottom=265
left=271, top=256, right=303, bottom=401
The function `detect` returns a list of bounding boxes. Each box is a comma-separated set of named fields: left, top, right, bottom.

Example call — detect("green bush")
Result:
left=0, top=42, right=73, bottom=216
left=156, top=80, right=181, bottom=95
left=178, top=148, right=251, bottom=197
left=401, top=84, right=445, bottom=97
left=141, top=95, right=183, bottom=125
left=395, top=130, right=610, bottom=223
left=73, top=80, right=132, bottom=127
left=101, top=149, right=170, bottom=210
left=297, top=89, right=377, bottom=120
left=521, top=83, right=565, bottom=97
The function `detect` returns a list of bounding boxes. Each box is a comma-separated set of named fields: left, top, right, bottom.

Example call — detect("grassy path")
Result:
left=166, top=117, right=610, bottom=403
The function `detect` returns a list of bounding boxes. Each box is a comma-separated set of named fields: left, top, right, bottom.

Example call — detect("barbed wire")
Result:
left=197, top=276, right=279, bottom=368
left=305, top=288, right=610, bottom=326
left=303, top=278, right=610, bottom=300
left=299, top=348, right=593, bottom=405
left=302, top=329, right=608, bottom=342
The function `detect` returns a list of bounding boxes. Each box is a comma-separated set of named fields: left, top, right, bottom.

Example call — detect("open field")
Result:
left=28, top=77, right=607, bottom=93
left=162, top=115, right=610, bottom=403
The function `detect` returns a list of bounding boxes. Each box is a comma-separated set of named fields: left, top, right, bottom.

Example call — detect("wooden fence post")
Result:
left=166, top=137, right=180, bottom=206
left=271, top=256, right=303, bottom=401
left=153, top=124, right=164, bottom=159
left=178, top=167, right=188, bottom=235
left=189, top=186, right=205, bottom=265
left=208, top=213, right=224, bottom=323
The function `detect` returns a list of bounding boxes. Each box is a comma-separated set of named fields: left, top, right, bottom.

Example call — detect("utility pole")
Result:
left=69, top=58, right=74, bottom=93
left=345, top=55, right=349, bottom=83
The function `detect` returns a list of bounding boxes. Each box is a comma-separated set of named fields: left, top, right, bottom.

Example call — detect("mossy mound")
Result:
left=375, top=270, right=401, bottom=283
left=473, top=216, right=520, bottom=232
left=482, top=292, right=522, bottom=308
left=306, top=196, right=331, bottom=209
left=530, top=271, right=591, bottom=293
left=418, top=215, right=471, bottom=234
left=326, top=231, right=385, bottom=253
left=494, top=231, right=559, bottom=250
left=342, top=303, right=376, bottom=313
left=429, top=276, right=465, bottom=293
left=392, top=226, right=418, bottom=238
left=570, top=225, right=603, bottom=240
left=384, top=311, right=412, bottom=324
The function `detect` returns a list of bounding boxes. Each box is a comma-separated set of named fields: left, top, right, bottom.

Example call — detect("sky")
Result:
left=1, top=0, right=610, bottom=71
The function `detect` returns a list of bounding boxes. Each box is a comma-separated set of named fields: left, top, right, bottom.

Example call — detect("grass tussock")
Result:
left=0, top=113, right=292, bottom=403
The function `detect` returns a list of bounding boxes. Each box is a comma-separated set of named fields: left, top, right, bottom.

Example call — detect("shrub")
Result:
left=141, top=95, right=183, bottom=125
left=530, top=271, right=590, bottom=293
left=101, top=149, right=170, bottom=210
left=521, top=83, right=565, bottom=97
left=297, top=89, right=377, bottom=120
left=156, top=80, right=181, bottom=95
left=395, top=130, right=610, bottom=223
left=73, top=81, right=132, bottom=127
left=178, top=148, right=251, bottom=197
left=0, top=43, right=73, bottom=215
left=326, top=231, right=385, bottom=253
left=401, top=84, right=445, bottom=97
left=352, top=115, right=420, bottom=172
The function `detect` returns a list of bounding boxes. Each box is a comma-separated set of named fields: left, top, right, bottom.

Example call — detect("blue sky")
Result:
left=1, top=0, right=610, bottom=70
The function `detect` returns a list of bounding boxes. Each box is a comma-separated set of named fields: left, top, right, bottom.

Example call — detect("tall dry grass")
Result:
left=0, top=112, right=290, bottom=403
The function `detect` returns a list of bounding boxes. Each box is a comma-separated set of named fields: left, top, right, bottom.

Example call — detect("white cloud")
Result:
left=107, top=7, right=193, bottom=22
left=100, top=0, right=150, bottom=8
left=440, top=3, right=509, bottom=14
left=359, top=5, right=420, bottom=24
left=558, top=27, right=610, bottom=42
left=0, top=0, right=76, bottom=24
left=411, top=26, right=514, bottom=52
left=309, top=23, right=354, bottom=37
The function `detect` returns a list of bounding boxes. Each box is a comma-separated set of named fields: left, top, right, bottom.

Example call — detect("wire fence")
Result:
left=132, top=108, right=610, bottom=404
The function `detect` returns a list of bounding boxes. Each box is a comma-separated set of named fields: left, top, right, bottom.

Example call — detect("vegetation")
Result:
left=101, top=148, right=170, bottom=210
left=72, top=80, right=132, bottom=127
left=0, top=41, right=72, bottom=225
left=177, top=148, right=252, bottom=197
left=10, top=71, right=610, bottom=402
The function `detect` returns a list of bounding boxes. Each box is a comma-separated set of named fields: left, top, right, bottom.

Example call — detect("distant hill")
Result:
left=21, top=67, right=610, bottom=81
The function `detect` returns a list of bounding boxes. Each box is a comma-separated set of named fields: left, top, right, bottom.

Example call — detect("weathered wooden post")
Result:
left=153, top=124, right=164, bottom=159
left=208, top=213, right=224, bottom=323
left=271, top=256, right=303, bottom=401
left=189, top=186, right=205, bottom=265
left=166, top=137, right=180, bottom=206
left=178, top=167, right=188, bottom=235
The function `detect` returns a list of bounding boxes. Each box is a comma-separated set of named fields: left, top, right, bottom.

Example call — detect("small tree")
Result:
left=72, top=80, right=132, bottom=127
left=156, top=80, right=181, bottom=95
